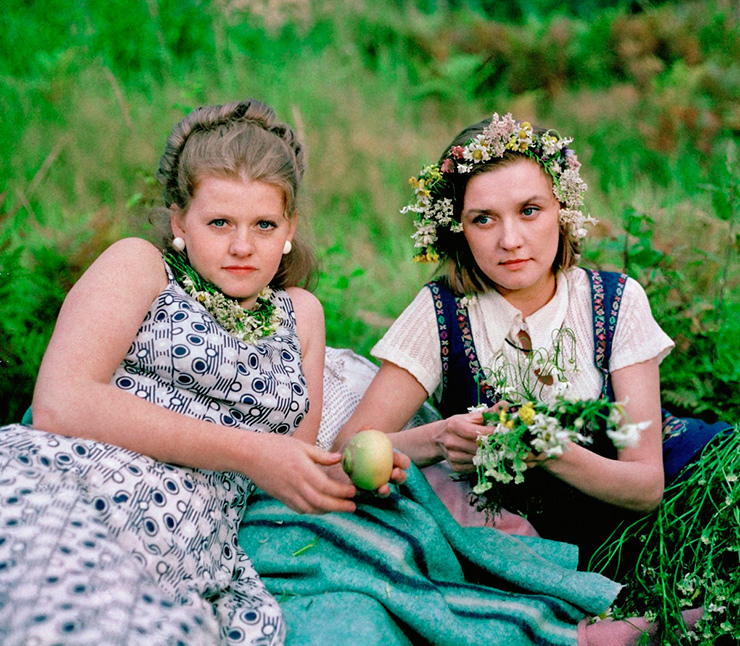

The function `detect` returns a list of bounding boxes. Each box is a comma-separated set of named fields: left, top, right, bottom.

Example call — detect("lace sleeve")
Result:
left=371, top=287, right=442, bottom=397
left=610, top=277, right=675, bottom=372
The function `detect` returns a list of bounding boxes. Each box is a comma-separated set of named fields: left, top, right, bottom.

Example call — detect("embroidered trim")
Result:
left=428, top=282, right=451, bottom=394
left=588, top=269, right=627, bottom=399
left=454, top=297, right=499, bottom=403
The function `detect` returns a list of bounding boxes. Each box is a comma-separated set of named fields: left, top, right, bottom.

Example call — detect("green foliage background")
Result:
left=2, top=0, right=739, bottom=429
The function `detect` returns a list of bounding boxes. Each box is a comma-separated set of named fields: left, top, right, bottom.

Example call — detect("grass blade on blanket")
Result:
left=588, top=428, right=740, bottom=645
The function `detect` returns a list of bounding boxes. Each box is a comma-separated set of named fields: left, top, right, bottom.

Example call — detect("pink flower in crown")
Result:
left=482, top=112, right=519, bottom=157
left=440, top=158, right=455, bottom=174
left=564, top=148, right=581, bottom=170
left=449, top=146, right=465, bottom=159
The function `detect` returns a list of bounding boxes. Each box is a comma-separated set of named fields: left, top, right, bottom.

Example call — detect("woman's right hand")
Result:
left=243, top=433, right=357, bottom=515
left=435, top=410, right=490, bottom=473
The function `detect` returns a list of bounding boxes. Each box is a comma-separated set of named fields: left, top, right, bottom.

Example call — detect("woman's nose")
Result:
left=499, top=217, right=524, bottom=249
left=229, top=230, right=254, bottom=256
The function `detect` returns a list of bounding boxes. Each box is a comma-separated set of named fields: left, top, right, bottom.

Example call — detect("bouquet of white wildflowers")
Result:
left=473, top=394, right=647, bottom=491
left=467, top=327, right=649, bottom=515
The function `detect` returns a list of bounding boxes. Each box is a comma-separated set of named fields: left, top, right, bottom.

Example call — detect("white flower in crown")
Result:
left=463, top=135, right=492, bottom=163
left=403, top=112, right=597, bottom=262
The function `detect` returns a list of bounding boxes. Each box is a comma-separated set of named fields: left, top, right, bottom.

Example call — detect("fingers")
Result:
left=392, top=450, right=411, bottom=470
left=306, top=444, right=344, bottom=466
left=374, top=483, right=390, bottom=497
left=256, top=440, right=357, bottom=514
left=447, top=414, right=486, bottom=440
left=313, top=468, right=356, bottom=501
left=442, top=416, right=485, bottom=473
left=284, top=473, right=357, bottom=515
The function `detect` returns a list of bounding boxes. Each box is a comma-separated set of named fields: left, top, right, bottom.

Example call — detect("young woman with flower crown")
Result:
left=0, top=99, right=401, bottom=645
left=332, top=113, right=734, bottom=639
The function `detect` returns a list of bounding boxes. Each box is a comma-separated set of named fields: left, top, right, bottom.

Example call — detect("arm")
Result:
left=533, top=358, right=664, bottom=513
left=286, top=287, right=325, bottom=446
left=32, top=238, right=356, bottom=514
left=333, top=360, right=489, bottom=472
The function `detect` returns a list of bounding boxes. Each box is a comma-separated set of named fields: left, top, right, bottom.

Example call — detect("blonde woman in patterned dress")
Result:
left=0, top=99, right=402, bottom=645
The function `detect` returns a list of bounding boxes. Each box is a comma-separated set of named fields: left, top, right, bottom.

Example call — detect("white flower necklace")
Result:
left=165, top=252, right=283, bottom=344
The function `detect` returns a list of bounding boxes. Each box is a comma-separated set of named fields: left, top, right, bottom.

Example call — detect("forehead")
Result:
left=190, top=175, right=287, bottom=212
left=463, top=158, right=553, bottom=207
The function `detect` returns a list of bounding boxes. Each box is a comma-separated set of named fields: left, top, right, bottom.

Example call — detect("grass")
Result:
left=590, top=430, right=740, bottom=644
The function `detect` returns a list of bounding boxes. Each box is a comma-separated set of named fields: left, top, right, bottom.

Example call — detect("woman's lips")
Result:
left=501, top=259, right=529, bottom=269
left=223, top=266, right=256, bottom=274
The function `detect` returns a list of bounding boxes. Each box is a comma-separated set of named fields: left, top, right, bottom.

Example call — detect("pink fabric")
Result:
left=420, top=462, right=539, bottom=536
left=577, top=607, right=703, bottom=645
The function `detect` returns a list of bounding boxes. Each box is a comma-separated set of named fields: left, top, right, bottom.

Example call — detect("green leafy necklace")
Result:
left=165, top=252, right=283, bottom=344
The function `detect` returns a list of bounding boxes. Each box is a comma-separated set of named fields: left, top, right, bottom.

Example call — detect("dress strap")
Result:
left=586, top=268, right=627, bottom=401
left=427, top=280, right=452, bottom=396
left=426, top=280, right=496, bottom=417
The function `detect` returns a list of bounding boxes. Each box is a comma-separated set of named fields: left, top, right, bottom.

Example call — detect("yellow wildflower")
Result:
left=519, top=402, right=536, bottom=425
left=413, top=250, right=439, bottom=263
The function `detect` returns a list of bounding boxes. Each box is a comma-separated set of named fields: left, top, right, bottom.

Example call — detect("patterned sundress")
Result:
left=0, top=261, right=308, bottom=645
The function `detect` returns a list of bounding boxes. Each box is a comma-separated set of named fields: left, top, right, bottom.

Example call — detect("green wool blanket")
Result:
left=238, top=465, right=621, bottom=646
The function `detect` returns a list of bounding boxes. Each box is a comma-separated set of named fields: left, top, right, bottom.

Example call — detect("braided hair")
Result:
left=155, top=99, right=315, bottom=289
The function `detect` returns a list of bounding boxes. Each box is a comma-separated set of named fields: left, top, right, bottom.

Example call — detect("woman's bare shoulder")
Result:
left=84, top=238, right=167, bottom=286
left=64, top=238, right=169, bottom=315
left=284, top=286, right=324, bottom=318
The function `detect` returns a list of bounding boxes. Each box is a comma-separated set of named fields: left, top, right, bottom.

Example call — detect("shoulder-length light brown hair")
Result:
left=433, top=118, right=581, bottom=297
left=155, top=99, right=317, bottom=289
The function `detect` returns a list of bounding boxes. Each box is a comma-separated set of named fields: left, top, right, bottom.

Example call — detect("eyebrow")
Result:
left=462, top=194, right=552, bottom=217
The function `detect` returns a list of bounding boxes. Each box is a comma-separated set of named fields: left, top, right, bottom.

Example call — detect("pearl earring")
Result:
left=172, top=237, right=186, bottom=252
left=282, top=240, right=292, bottom=255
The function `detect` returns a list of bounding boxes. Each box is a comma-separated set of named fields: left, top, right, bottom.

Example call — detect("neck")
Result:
left=497, top=272, right=557, bottom=319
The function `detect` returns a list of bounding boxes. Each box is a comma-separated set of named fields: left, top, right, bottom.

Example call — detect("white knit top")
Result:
left=372, top=267, right=674, bottom=405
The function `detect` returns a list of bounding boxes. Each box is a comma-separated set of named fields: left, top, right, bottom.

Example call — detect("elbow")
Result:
left=631, top=474, right=664, bottom=514
left=633, top=493, right=662, bottom=515
left=30, top=399, right=61, bottom=433
left=30, top=392, right=73, bottom=435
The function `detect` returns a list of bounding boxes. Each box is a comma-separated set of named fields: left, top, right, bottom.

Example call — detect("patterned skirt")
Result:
left=0, top=424, right=284, bottom=646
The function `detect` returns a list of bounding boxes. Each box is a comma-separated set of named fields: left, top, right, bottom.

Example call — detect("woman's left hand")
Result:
left=375, top=450, right=411, bottom=496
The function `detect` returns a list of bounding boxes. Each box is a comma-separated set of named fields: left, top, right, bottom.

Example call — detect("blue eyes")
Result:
left=208, top=219, right=277, bottom=229
left=472, top=208, right=538, bottom=224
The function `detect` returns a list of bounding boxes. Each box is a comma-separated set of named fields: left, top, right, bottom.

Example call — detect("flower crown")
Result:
left=402, top=113, right=596, bottom=262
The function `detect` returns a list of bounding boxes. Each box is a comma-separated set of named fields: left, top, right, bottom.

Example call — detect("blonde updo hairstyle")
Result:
left=434, top=118, right=581, bottom=297
left=156, top=99, right=316, bottom=289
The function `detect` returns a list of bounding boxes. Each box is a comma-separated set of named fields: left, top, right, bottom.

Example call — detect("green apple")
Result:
left=341, top=430, right=394, bottom=490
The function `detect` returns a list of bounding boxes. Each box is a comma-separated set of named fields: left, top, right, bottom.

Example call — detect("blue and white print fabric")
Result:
left=0, top=262, right=308, bottom=646
left=113, top=266, right=308, bottom=437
